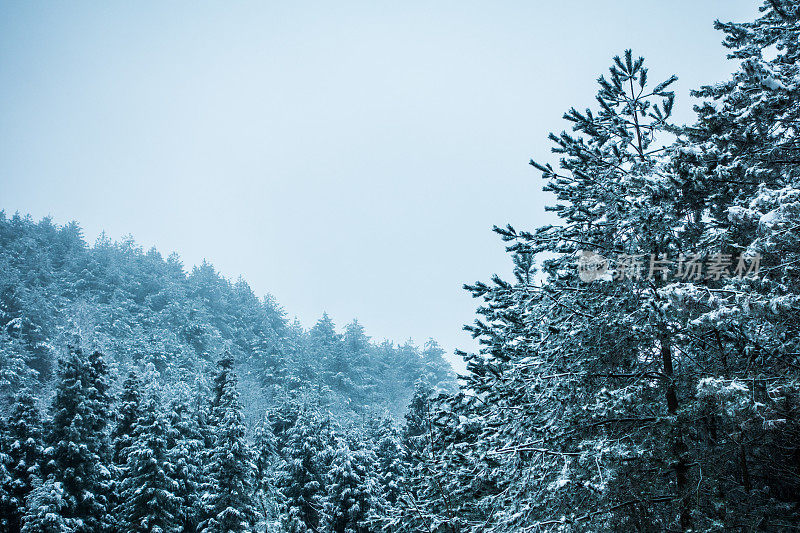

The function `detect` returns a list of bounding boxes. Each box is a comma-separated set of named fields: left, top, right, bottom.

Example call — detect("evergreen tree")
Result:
left=165, top=397, right=204, bottom=532
left=275, top=407, right=330, bottom=532
left=199, top=355, right=257, bottom=533
left=310, top=313, right=347, bottom=395
left=21, top=477, right=77, bottom=533
left=32, top=348, right=114, bottom=532
left=659, top=0, right=800, bottom=526
left=253, top=415, right=281, bottom=532
left=117, top=394, right=181, bottom=533
left=0, top=418, right=13, bottom=532
left=396, top=383, right=461, bottom=533
left=323, top=442, right=378, bottom=533
left=372, top=418, right=405, bottom=507
left=340, top=320, right=376, bottom=402
left=111, top=372, right=143, bottom=469
left=0, top=325, right=38, bottom=404
left=401, top=382, right=434, bottom=465
left=109, top=370, right=143, bottom=518
left=0, top=389, right=43, bottom=533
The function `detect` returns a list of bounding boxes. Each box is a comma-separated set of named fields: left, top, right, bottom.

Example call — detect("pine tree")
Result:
left=401, top=382, right=434, bottom=465
left=117, top=394, right=181, bottom=533
left=165, top=397, right=204, bottom=532
left=111, top=372, right=143, bottom=468
left=372, top=418, right=405, bottom=507
left=109, top=371, right=143, bottom=519
left=0, top=389, right=44, bottom=533
left=435, top=51, right=688, bottom=531
left=309, top=314, right=350, bottom=396
left=0, top=324, right=38, bottom=404
left=340, top=320, right=376, bottom=402
left=21, top=477, right=77, bottom=533
left=323, top=442, right=378, bottom=533
left=275, top=407, right=330, bottom=532
left=657, top=1, right=800, bottom=526
left=199, top=355, right=257, bottom=533
left=253, top=415, right=281, bottom=532
left=31, top=348, right=114, bottom=532
left=0, top=424, right=14, bottom=532
left=396, top=383, right=462, bottom=533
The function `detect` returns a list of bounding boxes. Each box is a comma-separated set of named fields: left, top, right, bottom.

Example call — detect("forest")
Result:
left=1, top=0, right=800, bottom=531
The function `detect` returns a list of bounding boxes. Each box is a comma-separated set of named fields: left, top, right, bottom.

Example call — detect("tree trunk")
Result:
left=660, top=331, right=690, bottom=530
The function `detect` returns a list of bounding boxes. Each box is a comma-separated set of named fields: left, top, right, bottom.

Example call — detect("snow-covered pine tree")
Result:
left=340, top=320, right=376, bottom=404
left=117, top=393, right=181, bottom=533
left=165, top=396, right=205, bottom=532
left=30, top=348, right=114, bottom=532
left=655, top=0, right=800, bottom=526
left=275, top=406, right=331, bottom=532
left=401, top=383, right=433, bottom=463
left=253, top=414, right=281, bottom=532
left=447, top=50, right=693, bottom=531
left=199, top=354, right=257, bottom=533
left=310, top=313, right=349, bottom=397
left=111, top=372, right=143, bottom=468
left=108, top=370, right=143, bottom=517
left=398, top=381, right=433, bottom=522
left=394, top=382, right=465, bottom=533
left=0, top=449, right=13, bottom=533
left=21, top=477, right=76, bottom=533
left=0, top=324, right=38, bottom=405
left=323, top=441, right=378, bottom=533
left=0, top=389, right=43, bottom=533
left=372, top=417, right=405, bottom=508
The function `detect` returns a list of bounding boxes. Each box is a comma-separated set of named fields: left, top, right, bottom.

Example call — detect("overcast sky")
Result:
left=0, top=1, right=759, bottom=370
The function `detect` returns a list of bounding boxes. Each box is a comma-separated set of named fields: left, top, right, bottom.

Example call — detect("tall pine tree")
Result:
left=28, top=348, right=114, bottom=532
left=117, top=394, right=181, bottom=533
left=199, top=354, right=257, bottom=533
left=0, top=389, right=43, bottom=533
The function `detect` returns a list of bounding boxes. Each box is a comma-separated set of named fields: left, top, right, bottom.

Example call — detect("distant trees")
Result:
left=0, top=211, right=454, bottom=421
left=0, top=196, right=454, bottom=531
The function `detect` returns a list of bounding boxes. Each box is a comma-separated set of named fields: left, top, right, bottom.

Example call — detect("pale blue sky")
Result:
left=0, top=1, right=758, bottom=369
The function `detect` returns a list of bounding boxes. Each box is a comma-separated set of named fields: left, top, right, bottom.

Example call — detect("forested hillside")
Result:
left=1, top=1, right=799, bottom=532
left=0, top=213, right=453, bottom=417
left=0, top=213, right=454, bottom=531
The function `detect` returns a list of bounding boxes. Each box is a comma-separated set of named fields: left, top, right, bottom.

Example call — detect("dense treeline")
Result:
left=0, top=211, right=453, bottom=419
left=0, top=347, right=445, bottom=531
left=0, top=203, right=453, bottom=531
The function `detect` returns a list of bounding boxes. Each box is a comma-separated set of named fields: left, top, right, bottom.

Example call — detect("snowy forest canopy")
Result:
left=2, top=0, right=800, bottom=531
